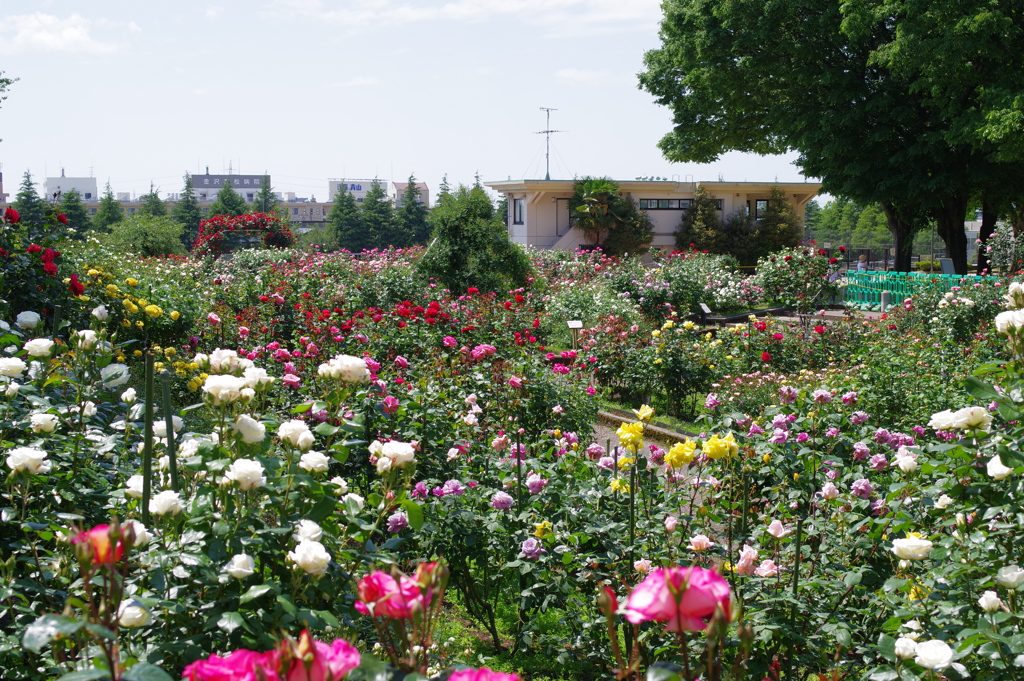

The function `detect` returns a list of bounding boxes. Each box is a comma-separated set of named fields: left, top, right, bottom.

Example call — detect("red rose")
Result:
left=829, top=257, right=838, bottom=264
left=69, top=274, right=85, bottom=296
left=41, top=248, right=59, bottom=263
left=57, top=213, right=68, bottom=225
left=761, top=352, right=771, bottom=362
left=43, top=262, right=58, bottom=275
left=26, top=244, right=42, bottom=254
left=4, top=207, right=20, bottom=224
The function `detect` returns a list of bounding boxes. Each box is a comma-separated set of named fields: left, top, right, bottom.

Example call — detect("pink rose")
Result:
left=735, top=545, right=758, bottom=576
left=279, top=631, right=360, bottom=681
left=182, top=649, right=275, bottom=681
left=448, top=668, right=520, bottom=681
left=381, top=396, right=400, bottom=415
left=508, top=375, right=523, bottom=388
left=394, top=355, right=408, bottom=369
left=208, top=313, right=221, bottom=325
left=283, top=374, right=301, bottom=389
left=354, top=571, right=426, bottom=619
left=624, top=566, right=731, bottom=632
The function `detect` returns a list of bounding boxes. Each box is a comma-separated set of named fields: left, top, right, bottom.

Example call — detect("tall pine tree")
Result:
left=396, top=174, right=430, bottom=246
left=329, top=186, right=365, bottom=252
left=13, top=171, right=47, bottom=227
left=208, top=180, right=247, bottom=217
left=93, top=182, right=124, bottom=232
left=254, top=174, right=280, bottom=215
left=361, top=180, right=395, bottom=249
left=137, top=183, right=167, bottom=218
left=172, top=172, right=204, bottom=249
left=57, top=189, right=91, bottom=239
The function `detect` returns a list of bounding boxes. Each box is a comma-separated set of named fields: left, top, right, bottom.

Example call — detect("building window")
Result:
left=638, top=199, right=693, bottom=210
left=84, top=193, right=92, bottom=200
left=513, top=198, right=525, bottom=224
left=755, top=199, right=769, bottom=220
left=291, top=208, right=298, bottom=215
left=247, top=193, right=255, bottom=201
left=89, top=208, right=96, bottom=215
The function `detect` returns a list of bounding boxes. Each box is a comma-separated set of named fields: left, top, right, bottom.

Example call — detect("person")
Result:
left=857, top=254, right=868, bottom=272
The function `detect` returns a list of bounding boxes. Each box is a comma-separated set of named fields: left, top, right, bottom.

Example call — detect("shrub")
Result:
left=107, top=216, right=187, bottom=257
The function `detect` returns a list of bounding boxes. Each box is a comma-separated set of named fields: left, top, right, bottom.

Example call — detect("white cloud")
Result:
left=0, top=13, right=120, bottom=55
left=554, top=68, right=622, bottom=86
left=268, top=0, right=661, bottom=33
left=205, top=7, right=224, bottom=19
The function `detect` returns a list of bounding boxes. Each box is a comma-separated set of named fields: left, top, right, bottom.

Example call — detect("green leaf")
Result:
left=835, top=627, right=852, bottom=649
left=239, top=584, right=276, bottom=604
left=314, top=423, right=341, bottom=437
left=56, top=671, right=111, bottom=681
left=122, top=663, right=175, bottom=681
left=347, top=654, right=386, bottom=681
left=401, top=500, right=423, bottom=530
left=24, top=614, right=83, bottom=652
left=877, top=633, right=896, bottom=662
left=646, top=662, right=684, bottom=681
left=217, top=611, right=245, bottom=634
left=866, top=668, right=898, bottom=681
left=964, top=376, right=1000, bottom=401
left=307, top=496, right=338, bottom=523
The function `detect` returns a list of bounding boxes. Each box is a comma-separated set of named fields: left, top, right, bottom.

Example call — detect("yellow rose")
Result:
left=126, top=278, right=139, bottom=286
left=133, top=350, right=143, bottom=356
left=135, top=320, right=145, bottom=328
left=633, top=404, right=655, bottom=421
left=87, top=269, right=100, bottom=277
left=617, top=457, right=635, bottom=470
left=534, top=521, right=553, bottom=538
left=144, top=305, right=163, bottom=318
left=702, top=433, right=738, bottom=460
left=663, top=320, right=674, bottom=329
left=665, top=440, right=696, bottom=468
left=137, top=298, right=149, bottom=307
left=170, top=311, right=180, bottom=321
left=683, top=320, right=695, bottom=330
left=651, top=330, right=661, bottom=338
left=616, top=421, right=644, bottom=452
left=609, top=478, right=630, bottom=493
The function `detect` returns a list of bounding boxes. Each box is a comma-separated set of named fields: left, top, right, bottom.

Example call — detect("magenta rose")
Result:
left=354, top=570, right=426, bottom=618
left=449, top=668, right=521, bottom=681
left=624, top=566, right=731, bottom=632
left=182, top=649, right=275, bottom=681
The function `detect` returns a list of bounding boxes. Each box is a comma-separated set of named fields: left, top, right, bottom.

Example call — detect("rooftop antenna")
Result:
left=535, top=107, right=562, bottom=180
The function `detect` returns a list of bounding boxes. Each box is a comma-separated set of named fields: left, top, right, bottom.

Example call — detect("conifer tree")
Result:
left=137, top=183, right=167, bottom=218
left=396, top=174, right=430, bottom=246
left=328, top=186, right=365, bottom=252
left=361, top=180, right=396, bottom=249
left=13, top=171, right=47, bottom=227
left=208, top=180, right=247, bottom=217
left=254, top=174, right=280, bottom=215
left=93, top=182, right=124, bottom=232
left=172, top=172, right=204, bottom=249
left=57, top=189, right=91, bottom=239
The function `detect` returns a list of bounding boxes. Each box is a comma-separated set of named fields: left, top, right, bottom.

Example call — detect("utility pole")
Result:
left=535, top=107, right=562, bottom=181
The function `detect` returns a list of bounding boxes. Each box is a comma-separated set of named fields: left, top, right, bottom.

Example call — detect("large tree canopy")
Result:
left=639, top=0, right=1024, bottom=273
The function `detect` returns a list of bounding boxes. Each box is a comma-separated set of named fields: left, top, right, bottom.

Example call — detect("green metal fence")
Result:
left=844, top=271, right=999, bottom=308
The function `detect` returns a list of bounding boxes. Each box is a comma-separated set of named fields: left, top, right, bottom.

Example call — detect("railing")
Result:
left=844, top=271, right=999, bottom=307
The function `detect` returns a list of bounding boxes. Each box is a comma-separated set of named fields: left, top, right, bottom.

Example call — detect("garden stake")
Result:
left=51, top=304, right=61, bottom=340
left=160, top=370, right=180, bottom=492
left=141, top=351, right=155, bottom=526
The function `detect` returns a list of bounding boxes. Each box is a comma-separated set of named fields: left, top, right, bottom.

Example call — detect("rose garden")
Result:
left=2, top=204, right=1024, bottom=681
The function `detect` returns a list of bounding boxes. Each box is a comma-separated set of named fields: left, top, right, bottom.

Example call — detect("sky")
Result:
left=0, top=0, right=813, bottom=205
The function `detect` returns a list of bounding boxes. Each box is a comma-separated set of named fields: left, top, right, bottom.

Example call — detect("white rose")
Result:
left=242, top=366, right=275, bottom=390
left=278, top=419, right=315, bottom=451
left=121, top=387, right=137, bottom=404
left=299, top=451, right=329, bottom=473
left=927, top=409, right=957, bottom=430
left=78, top=401, right=97, bottom=418
left=287, top=540, right=331, bottom=576
left=381, top=440, right=415, bottom=467
left=202, top=374, right=246, bottom=405
left=125, top=519, right=150, bottom=547
left=24, top=338, right=54, bottom=357
left=152, top=416, right=184, bottom=438
left=224, top=553, right=255, bottom=579
left=996, top=309, right=1024, bottom=334
left=891, top=537, right=933, bottom=560
left=125, top=475, right=145, bottom=499
left=914, top=639, right=953, bottom=670
left=330, top=477, right=349, bottom=494
left=73, top=329, right=98, bottom=350
left=30, top=413, right=58, bottom=433
left=101, top=363, right=131, bottom=388
left=117, top=600, right=151, bottom=628
left=988, top=455, right=1013, bottom=480
left=375, top=455, right=393, bottom=474
left=223, top=458, right=266, bottom=491
left=318, top=355, right=370, bottom=383
left=207, top=349, right=253, bottom=375
left=978, top=590, right=1002, bottom=613
left=15, top=311, right=41, bottom=330
left=292, top=519, right=323, bottom=543
left=996, top=565, right=1024, bottom=589
left=91, top=305, right=109, bottom=321
left=233, top=415, right=266, bottom=444
left=342, top=492, right=364, bottom=511
left=0, top=357, right=27, bottom=377
left=894, top=637, right=918, bottom=660
left=6, top=446, right=51, bottom=474
left=5, top=382, right=19, bottom=397
left=895, top=455, right=918, bottom=474
left=149, top=490, right=184, bottom=516
left=368, top=440, right=384, bottom=457
left=935, top=494, right=954, bottom=509
left=953, top=405, right=992, bottom=431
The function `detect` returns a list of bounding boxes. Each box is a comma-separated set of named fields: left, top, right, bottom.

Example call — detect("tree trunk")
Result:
left=976, top=201, right=998, bottom=275
left=881, top=202, right=916, bottom=272
left=933, top=195, right=969, bottom=275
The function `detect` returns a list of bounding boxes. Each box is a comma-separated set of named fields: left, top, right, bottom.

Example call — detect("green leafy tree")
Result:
left=107, top=216, right=186, bottom=257
left=721, top=210, right=761, bottom=266
left=56, top=189, right=91, bottom=239
left=93, top=182, right=124, bottom=232
left=639, top=0, right=1024, bottom=272
left=328, top=186, right=365, bottom=252
left=674, top=185, right=724, bottom=252
left=757, top=186, right=802, bottom=253
left=253, top=175, right=279, bottom=215
left=395, top=175, right=430, bottom=246
left=361, top=180, right=396, bottom=249
left=436, top=174, right=452, bottom=208
left=172, top=172, right=204, bottom=249
left=208, top=181, right=247, bottom=217
left=566, top=176, right=654, bottom=255
left=137, top=183, right=167, bottom=219
left=13, top=171, right=47, bottom=227
left=418, top=184, right=531, bottom=293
